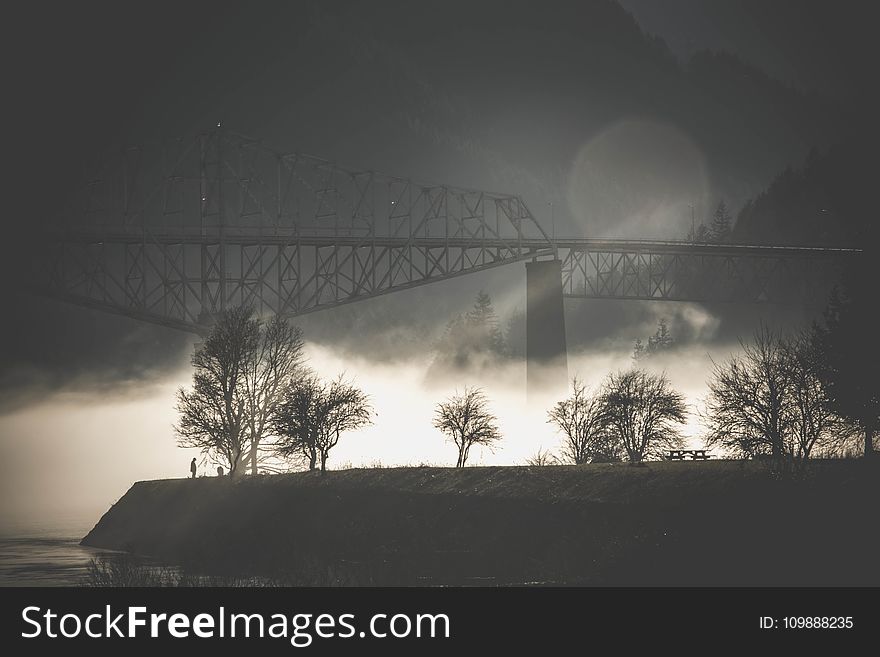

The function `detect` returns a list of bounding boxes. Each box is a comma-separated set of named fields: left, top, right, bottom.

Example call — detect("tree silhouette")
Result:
left=548, top=376, right=621, bottom=464
left=733, top=143, right=871, bottom=247
left=466, top=290, right=505, bottom=354
left=429, top=291, right=507, bottom=376
left=175, top=307, right=303, bottom=477
left=633, top=318, right=674, bottom=362
left=813, top=268, right=879, bottom=457
left=686, top=221, right=711, bottom=243
left=784, top=332, right=856, bottom=460
left=632, top=338, right=645, bottom=362
left=525, top=447, right=560, bottom=466
left=704, top=326, right=791, bottom=463
left=504, top=307, right=526, bottom=360
left=704, top=326, right=855, bottom=467
left=433, top=387, right=501, bottom=467
left=314, top=377, right=373, bottom=472
left=241, top=314, right=305, bottom=474
left=273, top=374, right=373, bottom=472
left=600, top=369, right=687, bottom=462
left=272, top=373, right=322, bottom=470
left=710, top=200, right=733, bottom=242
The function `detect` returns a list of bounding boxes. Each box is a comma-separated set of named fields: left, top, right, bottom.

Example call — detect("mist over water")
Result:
left=0, top=321, right=741, bottom=532
left=0, top=286, right=832, bottom=587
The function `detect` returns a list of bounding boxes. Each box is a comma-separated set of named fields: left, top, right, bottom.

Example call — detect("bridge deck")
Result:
left=44, top=227, right=861, bottom=258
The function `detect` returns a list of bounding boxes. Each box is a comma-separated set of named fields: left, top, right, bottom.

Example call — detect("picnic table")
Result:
left=665, top=449, right=711, bottom=461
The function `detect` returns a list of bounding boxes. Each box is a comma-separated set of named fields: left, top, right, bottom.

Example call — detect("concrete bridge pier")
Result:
left=526, top=258, right=568, bottom=402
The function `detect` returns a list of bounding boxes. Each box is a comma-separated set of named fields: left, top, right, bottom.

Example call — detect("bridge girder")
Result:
left=31, top=129, right=553, bottom=332
left=557, top=244, right=848, bottom=305
left=28, top=129, right=859, bottom=332
left=34, top=236, right=552, bottom=332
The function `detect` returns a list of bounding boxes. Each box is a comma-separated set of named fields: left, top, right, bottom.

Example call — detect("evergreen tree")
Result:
left=649, top=318, right=674, bottom=352
left=813, top=266, right=879, bottom=457
left=504, top=307, right=526, bottom=360
left=710, top=200, right=733, bottom=242
left=428, top=291, right=507, bottom=376
left=632, top=338, right=645, bottom=362
left=633, top=318, right=674, bottom=362
left=686, top=222, right=711, bottom=243
left=465, top=290, right=505, bottom=355
left=433, top=314, right=469, bottom=369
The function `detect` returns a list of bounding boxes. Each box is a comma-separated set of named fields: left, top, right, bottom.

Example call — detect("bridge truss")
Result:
left=555, top=239, right=853, bottom=305
left=31, top=130, right=553, bottom=332
left=30, top=129, right=857, bottom=333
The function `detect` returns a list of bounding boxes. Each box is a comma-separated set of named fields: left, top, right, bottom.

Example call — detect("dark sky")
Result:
left=2, top=0, right=876, bottom=411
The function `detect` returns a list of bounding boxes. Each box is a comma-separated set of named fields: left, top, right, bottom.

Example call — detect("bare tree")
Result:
left=272, top=373, right=323, bottom=470
left=273, top=374, right=373, bottom=473
left=314, top=376, right=374, bottom=472
left=526, top=447, right=560, bottom=466
left=433, top=387, right=502, bottom=467
left=175, top=307, right=304, bottom=477
left=705, top=327, right=856, bottom=466
left=547, top=376, right=620, bottom=464
left=175, top=306, right=257, bottom=477
left=600, top=369, right=687, bottom=462
left=241, top=314, right=305, bottom=474
left=704, top=326, right=791, bottom=462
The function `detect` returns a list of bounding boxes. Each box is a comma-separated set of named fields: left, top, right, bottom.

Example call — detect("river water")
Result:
left=0, top=512, right=108, bottom=586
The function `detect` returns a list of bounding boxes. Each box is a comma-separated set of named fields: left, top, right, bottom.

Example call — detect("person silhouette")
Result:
left=190, top=457, right=197, bottom=479
left=217, top=465, right=224, bottom=477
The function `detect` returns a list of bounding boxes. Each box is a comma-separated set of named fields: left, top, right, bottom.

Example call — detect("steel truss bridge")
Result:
left=30, top=129, right=859, bottom=334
